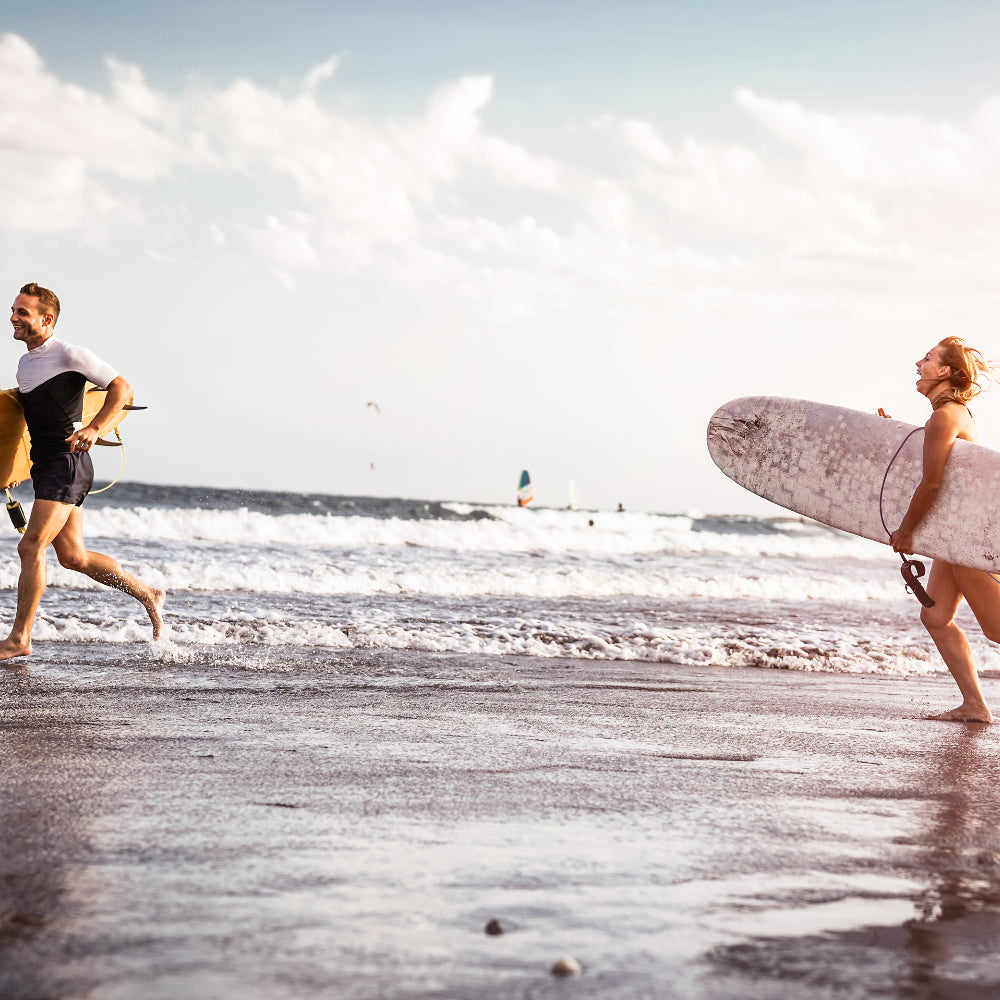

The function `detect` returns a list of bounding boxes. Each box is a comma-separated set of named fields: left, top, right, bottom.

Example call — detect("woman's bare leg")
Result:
left=919, top=559, right=992, bottom=722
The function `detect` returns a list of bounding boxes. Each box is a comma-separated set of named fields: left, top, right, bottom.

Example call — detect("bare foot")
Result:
left=925, top=703, right=993, bottom=724
left=0, top=637, right=32, bottom=661
left=144, top=588, right=166, bottom=640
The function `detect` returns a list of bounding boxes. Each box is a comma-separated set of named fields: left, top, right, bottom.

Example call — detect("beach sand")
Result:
left=3, top=651, right=1000, bottom=999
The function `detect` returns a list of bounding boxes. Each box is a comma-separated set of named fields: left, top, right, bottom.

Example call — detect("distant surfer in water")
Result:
left=883, top=338, right=997, bottom=723
left=0, top=283, right=164, bottom=661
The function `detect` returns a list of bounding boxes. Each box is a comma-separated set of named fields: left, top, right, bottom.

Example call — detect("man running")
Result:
left=0, top=282, right=164, bottom=661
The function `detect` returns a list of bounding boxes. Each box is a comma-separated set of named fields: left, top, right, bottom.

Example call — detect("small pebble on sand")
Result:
left=550, top=955, right=582, bottom=977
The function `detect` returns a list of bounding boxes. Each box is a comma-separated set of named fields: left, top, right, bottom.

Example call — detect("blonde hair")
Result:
left=933, top=336, right=993, bottom=407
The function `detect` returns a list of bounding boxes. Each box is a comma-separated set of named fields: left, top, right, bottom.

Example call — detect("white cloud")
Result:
left=107, top=56, right=167, bottom=121
left=4, top=30, right=1000, bottom=314
left=243, top=213, right=321, bottom=269
left=735, top=88, right=970, bottom=188
left=0, top=35, right=177, bottom=180
left=302, top=56, right=338, bottom=95
left=194, top=66, right=572, bottom=278
left=731, top=87, right=1000, bottom=254
left=0, top=33, right=183, bottom=235
left=616, top=112, right=885, bottom=256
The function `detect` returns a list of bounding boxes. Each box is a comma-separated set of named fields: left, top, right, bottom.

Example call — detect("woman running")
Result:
left=888, top=337, right=998, bottom=723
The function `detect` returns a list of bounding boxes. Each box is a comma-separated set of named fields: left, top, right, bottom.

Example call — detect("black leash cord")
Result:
left=878, top=426, right=935, bottom=608
left=878, top=426, right=924, bottom=537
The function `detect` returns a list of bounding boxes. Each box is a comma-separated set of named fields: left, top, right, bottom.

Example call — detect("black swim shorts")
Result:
left=30, top=452, right=94, bottom=507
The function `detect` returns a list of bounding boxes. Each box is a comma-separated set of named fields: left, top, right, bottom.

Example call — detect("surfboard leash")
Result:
left=4, top=488, right=25, bottom=533
left=88, top=426, right=126, bottom=495
left=878, top=427, right=935, bottom=608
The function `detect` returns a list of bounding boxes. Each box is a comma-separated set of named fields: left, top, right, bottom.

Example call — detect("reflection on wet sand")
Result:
left=902, top=723, right=1000, bottom=985
left=707, top=723, right=1000, bottom=994
left=0, top=709, right=102, bottom=1000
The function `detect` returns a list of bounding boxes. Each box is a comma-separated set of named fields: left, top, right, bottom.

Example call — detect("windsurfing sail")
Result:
left=517, top=469, right=533, bottom=507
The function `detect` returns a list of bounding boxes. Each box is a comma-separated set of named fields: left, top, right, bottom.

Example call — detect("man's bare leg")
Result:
left=0, top=499, right=76, bottom=660
left=920, top=560, right=993, bottom=723
left=52, top=506, right=165, bottom=639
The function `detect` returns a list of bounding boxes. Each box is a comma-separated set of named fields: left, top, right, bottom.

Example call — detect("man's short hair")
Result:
left=19, top=282, right=60, bottom=325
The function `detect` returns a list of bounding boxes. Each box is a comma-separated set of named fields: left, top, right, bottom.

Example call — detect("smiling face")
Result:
left=915, top=344, right=951, bottom=397
left=10, top=293, right=54, bottom=350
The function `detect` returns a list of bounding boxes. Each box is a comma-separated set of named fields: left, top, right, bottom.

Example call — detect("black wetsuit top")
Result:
left=16, top=338, right=118, bottom=466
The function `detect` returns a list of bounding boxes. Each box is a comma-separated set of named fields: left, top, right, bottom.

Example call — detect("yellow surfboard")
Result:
left=0, top=384, right=136, bottom=489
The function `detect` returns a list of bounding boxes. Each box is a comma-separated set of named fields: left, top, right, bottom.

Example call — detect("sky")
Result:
left=4, top=0, right=1000, bottom=513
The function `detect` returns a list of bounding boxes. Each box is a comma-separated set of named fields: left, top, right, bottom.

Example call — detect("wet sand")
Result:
left=3, top=651, right=1000, bottom=999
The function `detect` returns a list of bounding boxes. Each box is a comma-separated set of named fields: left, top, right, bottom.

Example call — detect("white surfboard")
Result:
left=707, top=396, right=1000, bottom=573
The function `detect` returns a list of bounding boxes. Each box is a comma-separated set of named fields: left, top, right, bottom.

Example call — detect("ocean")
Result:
left=3, top=480, right=990, bottom=679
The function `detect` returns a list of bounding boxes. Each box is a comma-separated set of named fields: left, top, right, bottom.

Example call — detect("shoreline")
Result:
left=3, top=652, right=1000, bottom=998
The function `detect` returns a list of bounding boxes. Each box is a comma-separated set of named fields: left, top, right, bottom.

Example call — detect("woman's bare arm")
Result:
left=891, top=406, right=963, bottom=553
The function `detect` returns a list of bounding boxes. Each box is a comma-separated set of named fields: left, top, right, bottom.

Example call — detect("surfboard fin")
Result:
left=900, top=558, right=935, bottom=608
left=85, top=386, right=147, bottom=410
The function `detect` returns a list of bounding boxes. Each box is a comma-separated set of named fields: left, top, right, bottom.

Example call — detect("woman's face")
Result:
left=915, top=345, right=950, bottom=394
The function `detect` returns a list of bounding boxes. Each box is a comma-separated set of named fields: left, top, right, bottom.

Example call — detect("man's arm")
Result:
left=65, top=376, right=132, bottom=451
